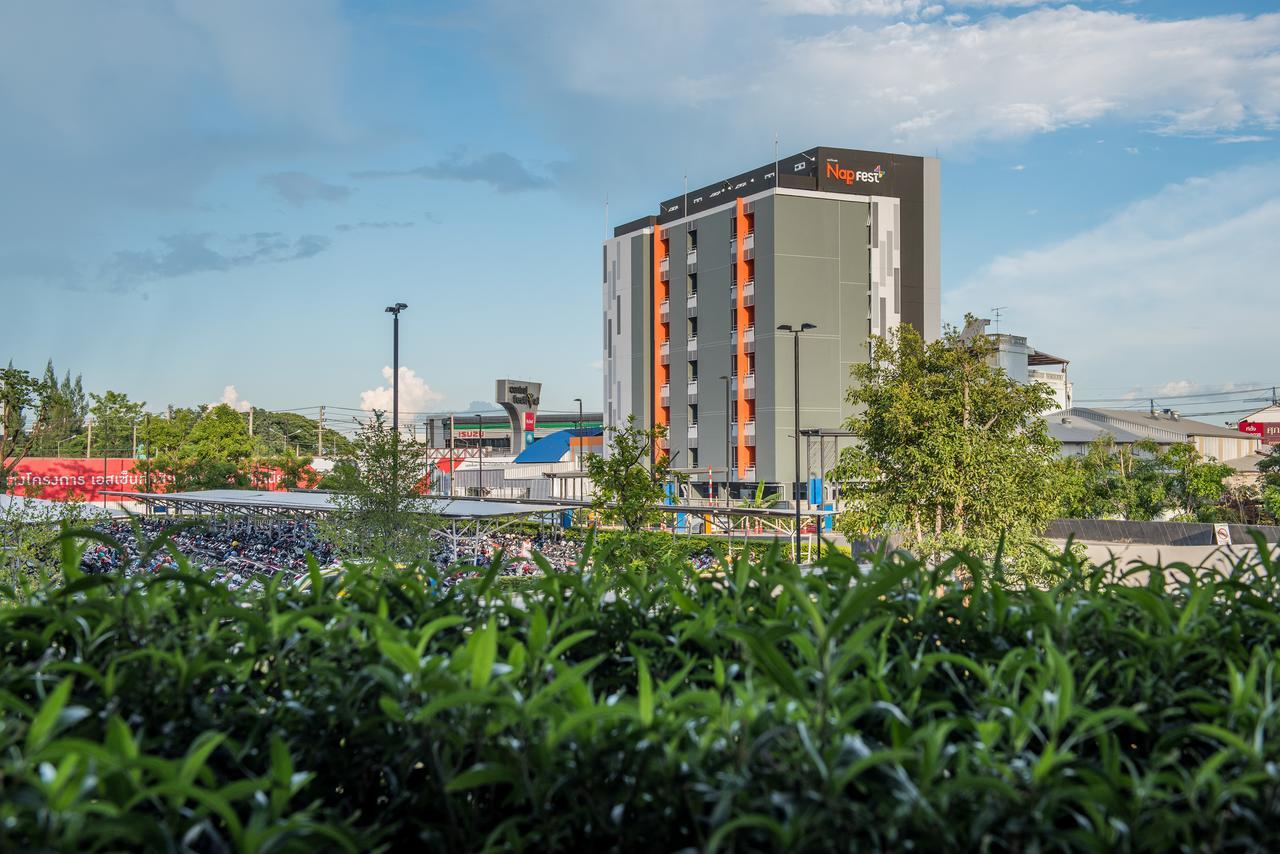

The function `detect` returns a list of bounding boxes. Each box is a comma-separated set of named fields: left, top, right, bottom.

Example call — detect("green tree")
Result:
left=830, top=321, right=1062, bottom=574
left=1260, top=449, right=1280, bottom=524
left=1, top=365, right=56, bottom=491
left=1058, top=436, right=1169, bottom=520
left=87, top=390, right=146, bottom=457
left=319, top=414, right=440, bottom=560
left=586, top=416, right=675, bottom=533
left=1160, top=442, right=1233, bottom=521
left=142, top=404, right=254, bottom=491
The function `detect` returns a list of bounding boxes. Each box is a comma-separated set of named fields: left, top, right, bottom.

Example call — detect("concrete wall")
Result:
left=765, top=194, right=870, bottom=484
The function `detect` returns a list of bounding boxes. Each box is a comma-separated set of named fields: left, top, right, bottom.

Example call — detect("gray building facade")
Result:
left=603, top=146, right=940, bottom=494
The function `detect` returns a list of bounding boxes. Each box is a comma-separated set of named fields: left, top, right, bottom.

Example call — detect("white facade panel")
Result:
left=603, top=236, right=634, bottom=453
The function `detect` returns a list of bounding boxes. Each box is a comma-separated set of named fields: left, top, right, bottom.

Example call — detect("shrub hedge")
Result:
left=2, top=530, right=1280, bottom=850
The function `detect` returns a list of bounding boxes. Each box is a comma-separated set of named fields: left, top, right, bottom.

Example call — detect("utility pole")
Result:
left=248, top=408, right=254, bottom=436
left=477, top=413, right=484, bottom=499
left=86, top=418, right=92, bottom=459
left=448, top=414, right=456, bottom=497
left=318, top=405, right=325, bottom=456
left=144, top=413, right=152, bottom=495
left=574, top=397, right=584, bottom=471
left=131, top=422, right=137, bottom=458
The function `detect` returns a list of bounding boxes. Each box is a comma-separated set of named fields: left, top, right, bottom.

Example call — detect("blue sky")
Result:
left=2, top=0, right=1278, bottom=426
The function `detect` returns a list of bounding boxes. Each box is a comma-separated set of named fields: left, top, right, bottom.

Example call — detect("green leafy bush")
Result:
left=2, top=532, right=1280, bottom=850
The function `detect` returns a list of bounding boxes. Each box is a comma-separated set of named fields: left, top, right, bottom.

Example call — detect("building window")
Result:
left=688, top=272, right=697, bottom=294
left=689, top=404, right=698, bottom=425
left=687, top=229, right=697, bottom=252
left=688, top=316, right=698, bottom=339
left=688, top=361, right=698, bottom=381
left=690, top=448, right=699, bottom=468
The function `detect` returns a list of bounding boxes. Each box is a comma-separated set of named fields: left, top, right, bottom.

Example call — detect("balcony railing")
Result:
left=687, top=336, right=698, bottom=356
left=686, top=292, right=697, bottom=315
left=744, top=326, right=756, bottom=353
left=659, top=256, right=669, bottom=272
left=687, top=248, right=698, bottom=265
left=744, top=421, right=756, bottom=446
left=660, top=383, right=670, bottom=406
left=729, top=237, right=736, bottom=256
left=660, top=299, right=670, bottom=322
left=743, top=280, right=755, bottom=307
left=688, top=423, right=698, bottom=447
left=660, top=340, right=670, bottom=366
left=744, top=373, right=756, bottom=400
left=743, top=231, right=755, bottom=251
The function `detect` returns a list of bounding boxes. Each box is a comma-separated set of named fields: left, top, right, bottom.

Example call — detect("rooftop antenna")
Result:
left=683, top=172, right=688, bottom=220
left=603, top=193, right=609, bottom=241
left=774, top=131, right=779, bottom=188
left=991, top=306, right=1008, bottom=335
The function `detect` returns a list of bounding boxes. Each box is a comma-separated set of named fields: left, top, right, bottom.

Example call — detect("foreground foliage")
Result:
left=2, top=532, right=1280, bottom=850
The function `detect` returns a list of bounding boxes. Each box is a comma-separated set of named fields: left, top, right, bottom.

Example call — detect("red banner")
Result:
left=3, top=458, right=303, bottom=503
left=1240, top=421, right=1280, bottom=444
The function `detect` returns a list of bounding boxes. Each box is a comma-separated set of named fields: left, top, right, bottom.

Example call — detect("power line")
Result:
left=1075, top=384, right=1279, bottom=405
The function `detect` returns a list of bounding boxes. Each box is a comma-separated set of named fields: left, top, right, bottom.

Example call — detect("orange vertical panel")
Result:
left=734, top=198, right=749, bottom=478
left=652, top=226, right=669, bottom=436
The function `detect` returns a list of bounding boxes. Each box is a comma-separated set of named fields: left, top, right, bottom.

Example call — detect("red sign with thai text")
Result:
left=524, top=412, right=536, bottom=431
left=3, top=458, right=303, bottom=503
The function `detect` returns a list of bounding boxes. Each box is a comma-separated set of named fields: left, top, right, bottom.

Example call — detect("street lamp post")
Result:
left=777, top=322, right=816, bottom=562
left=384, top=303, right=408, bottom=435
left=573, top=397, right=584, bottom=471
left=719, top=375, right=731, bottom=507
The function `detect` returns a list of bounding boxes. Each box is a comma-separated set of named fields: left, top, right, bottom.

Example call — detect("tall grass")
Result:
left=1, top=529, right=1278, bottom=850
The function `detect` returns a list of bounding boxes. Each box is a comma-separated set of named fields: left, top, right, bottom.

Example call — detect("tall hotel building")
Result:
left=602, top=146, right=940, bottom=491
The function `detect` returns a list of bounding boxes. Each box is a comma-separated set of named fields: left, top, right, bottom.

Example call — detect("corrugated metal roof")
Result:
left=113, top=490, right=573, bottom=519
left=1045, top=414, right=1145, bottom=445
left=1066, top=407, right=1248, bottom=440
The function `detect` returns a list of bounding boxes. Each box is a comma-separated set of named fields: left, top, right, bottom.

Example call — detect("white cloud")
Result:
left=487, top=5, right=1280, bottom=158
left=219, top=384, right=251, bottom=412
left=1011, top=164, right=1026, bottom=171
left=1217, top=135, right=1271, bottom=144
left=945, top=160, right=1280, bottom=394
left=359, top=366, right=444, bottom=415
left=770, top=0, right=1073, bottom=16
left=1156, top=380, right=1198, bottom=397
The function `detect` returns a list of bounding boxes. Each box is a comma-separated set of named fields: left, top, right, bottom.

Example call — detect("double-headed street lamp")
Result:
left=384, top=303, right=409, bottom=434
left=777, top=322, right=816, bottom=562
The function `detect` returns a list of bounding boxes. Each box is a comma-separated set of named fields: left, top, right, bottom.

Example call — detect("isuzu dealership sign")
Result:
left=1239, top=421, right=1280, bottom=443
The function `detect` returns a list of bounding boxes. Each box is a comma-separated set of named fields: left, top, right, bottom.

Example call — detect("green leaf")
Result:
left=26, top=676, right=73, bottom=753
left=446, top=762, right=517, bottom=792
left=637, top=654, right=654, bottom=727
left=470, top=616, right=498, bottom=690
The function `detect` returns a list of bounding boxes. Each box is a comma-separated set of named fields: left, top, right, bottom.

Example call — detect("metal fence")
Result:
left=1046, top=518, right=1280, bottom=546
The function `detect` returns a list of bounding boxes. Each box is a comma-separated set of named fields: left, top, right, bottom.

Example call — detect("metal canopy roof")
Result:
left=0, top=494, right=113, bottom=520
left=107, top=490, right=574, bottom=520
